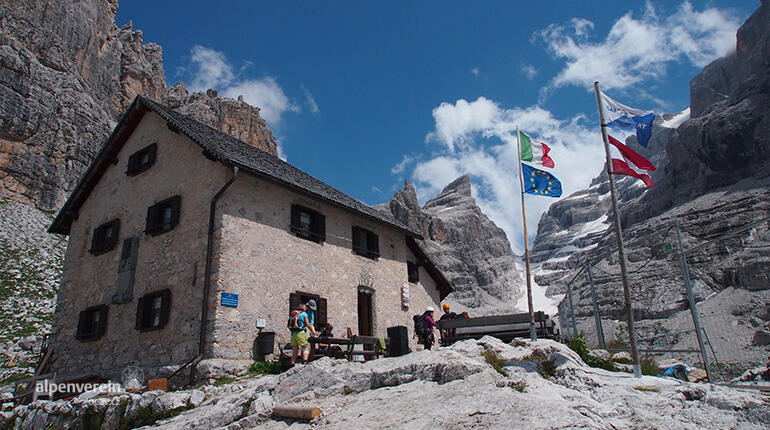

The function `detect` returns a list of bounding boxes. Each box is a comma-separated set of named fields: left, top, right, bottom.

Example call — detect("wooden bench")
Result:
left=308, top=335, right=389, bottom=361
left=437, top=312, right=556, bottom=346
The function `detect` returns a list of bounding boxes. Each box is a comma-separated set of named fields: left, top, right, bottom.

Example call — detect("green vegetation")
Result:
left=80, top=405, right=106, bottom=430
left=536, top=360, right=557, bottom=379
left=248, top=360, right=283, bottom=376
left=0, top=372, right=33, bottom=387
left=481, top=351, right=506, bottom=376
left=511, top=382, right=527, bottom=392
left=213, top=376, right=236, bottom=386
left=343, top=386, right=354, bottom=395
left=566, top=333, right=617, bottom=372
left=640, top=357, right=659, bottom=376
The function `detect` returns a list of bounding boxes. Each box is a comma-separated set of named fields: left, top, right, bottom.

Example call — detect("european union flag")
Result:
left=522, top=163, right=562, bottom=197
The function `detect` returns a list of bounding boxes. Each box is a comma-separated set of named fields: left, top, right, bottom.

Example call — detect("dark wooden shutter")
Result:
left=368, top=231, right=380, bottom=258
left=313, top=213, right=326, bottom=243
left=352, top=226, right=363, bottom=254
left=146, top=143, right=157, bottom=167
left=146, top=204, right=159, bottom=234
left=76, top=310, right=88, bottom=339
left=289, top=292, right=302, bottom=325
left=95, top=305, right=108, bottom=338
left=107, top=219, right=120, bottom=250
left=89, top=228, right=100, bottom=254
left=169, top=196, right=181, bottom=229
left=290, top=205, right=301, bottom=234
left=135, top=296, right=146, bottom=330
left=158, top=289, right=171, bottom=329
left=317, top=297, right=327, bottom=328
left=126, top=151, right=138, bottom=174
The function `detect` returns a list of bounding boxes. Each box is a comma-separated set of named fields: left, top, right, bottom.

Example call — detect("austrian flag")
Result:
left=520, top=131, right=555, bottom=168
left=608, top=135, right=655, bottom=187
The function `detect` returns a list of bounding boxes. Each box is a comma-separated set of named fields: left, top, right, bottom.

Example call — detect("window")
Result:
left=135, top=289, right=171, bottom=332
left=352, top=226, right=379, bottom=259
left=290, top=204, right=325, bottom=243
left=126, top=143, right=157, bottom=176
left=89, top=219, right=120, bottom=255
left=145, top=196, right=181, bottom=236
left=76, top=305, right=108, bottom=341
left=407, top=261, right=419, bottom=283
left=289, top=291, right=327, bottom=329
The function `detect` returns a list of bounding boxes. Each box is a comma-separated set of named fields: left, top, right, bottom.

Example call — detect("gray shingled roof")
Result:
left=49, top=96, right=417, bottom=238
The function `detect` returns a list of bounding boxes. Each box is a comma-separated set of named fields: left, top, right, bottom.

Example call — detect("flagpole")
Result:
left=594, top=81, right=642, bottom=378
left=517, top=127, right=537, bottom=341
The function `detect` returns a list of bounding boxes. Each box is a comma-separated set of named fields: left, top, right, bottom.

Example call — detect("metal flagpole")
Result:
left=593, top=81, right=642, bottom=377
left=517, top=127, right=537, bottom=341
left=587, top=263, right=606, bottom=350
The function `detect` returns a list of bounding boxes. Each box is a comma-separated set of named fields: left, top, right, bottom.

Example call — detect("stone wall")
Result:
left=209, top=175, right=441, bottom=359
left=49, top=111, right=231, bottom=380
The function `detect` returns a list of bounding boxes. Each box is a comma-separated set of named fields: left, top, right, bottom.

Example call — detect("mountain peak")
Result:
left=441, top=175, right=472, bottom=197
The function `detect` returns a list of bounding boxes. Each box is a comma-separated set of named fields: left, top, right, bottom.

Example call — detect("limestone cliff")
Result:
left=531, top=2, right=770, bottom=364
left=0, top=0, right=276, bottom=211
left=379, top=176, right=523, bottom=308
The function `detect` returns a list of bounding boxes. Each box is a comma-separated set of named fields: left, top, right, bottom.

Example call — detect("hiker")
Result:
left=316, top=323, right=334, bottom=354
left=422, top=307, right=437, bottom=350
left=288, top=303, right=317, bottom=365
left=439, top=303, right=457, bottom=339
left=306, top=299, right=317, bottom=327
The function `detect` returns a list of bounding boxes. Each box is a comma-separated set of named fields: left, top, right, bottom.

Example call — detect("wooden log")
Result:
left=273, top=405, right=322, bottom=420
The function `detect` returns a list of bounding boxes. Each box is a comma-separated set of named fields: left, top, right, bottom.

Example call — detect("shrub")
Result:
left=481, top=351, right=506, bottom=376
left=566, top=332, right=616, bottom=372
left=640, top=357, right=658, bottom=376
left=248, top=361, right=283, bottom=376
left=537, top=360, right=557, bottom=379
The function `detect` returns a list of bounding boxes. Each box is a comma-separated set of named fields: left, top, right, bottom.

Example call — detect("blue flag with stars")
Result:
left=522, top=163, right=562, bottom=197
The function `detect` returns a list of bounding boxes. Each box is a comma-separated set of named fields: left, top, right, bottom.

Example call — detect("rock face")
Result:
left=0, top=0, right=277, bottom=211
left=379, top=177, right=523, bottom=308
left=531, top=2, right=770, bottom=367
left=4, top=338, right=768, bottom=429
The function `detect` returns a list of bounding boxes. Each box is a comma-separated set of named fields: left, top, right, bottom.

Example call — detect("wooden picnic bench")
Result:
left=308, top=335, right=389, bottom=361
left=437, top=311, right=556, bottom=346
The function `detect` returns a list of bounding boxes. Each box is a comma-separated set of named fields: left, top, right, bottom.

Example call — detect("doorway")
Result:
left=357, top=288, right=373, bottom=336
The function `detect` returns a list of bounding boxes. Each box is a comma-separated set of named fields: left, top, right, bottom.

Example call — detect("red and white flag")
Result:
left=608, top=135, right=655, bottom=187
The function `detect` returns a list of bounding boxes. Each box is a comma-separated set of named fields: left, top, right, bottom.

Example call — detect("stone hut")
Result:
left=47, top=96, right=451, bottom=382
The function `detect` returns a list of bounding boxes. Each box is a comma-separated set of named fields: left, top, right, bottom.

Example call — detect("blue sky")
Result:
left=116, top=1, right=758, bottom=253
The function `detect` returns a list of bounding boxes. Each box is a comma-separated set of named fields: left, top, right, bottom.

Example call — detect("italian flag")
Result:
left=520, top=131, right=555, bottom=168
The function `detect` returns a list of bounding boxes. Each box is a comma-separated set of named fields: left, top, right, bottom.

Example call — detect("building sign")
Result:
left=221, top=292, right=238, bottom=308
left=401, top=281, right=410, bottom=310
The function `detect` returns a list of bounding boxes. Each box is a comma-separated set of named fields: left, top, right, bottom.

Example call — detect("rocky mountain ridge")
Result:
left=0, top=0, right=277, bottom=212
left=531, top=2, right=770, bottom=368
left=378, top=176, right=524, bottom=309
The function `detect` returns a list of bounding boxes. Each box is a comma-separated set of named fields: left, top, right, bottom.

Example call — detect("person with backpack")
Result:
left=421, top=307, right=438, bottom=350
left=288, top=303, right=317, bottom=365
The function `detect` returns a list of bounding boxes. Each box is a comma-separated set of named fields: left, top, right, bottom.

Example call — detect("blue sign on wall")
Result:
left=221, top=292, right=238, bottom=308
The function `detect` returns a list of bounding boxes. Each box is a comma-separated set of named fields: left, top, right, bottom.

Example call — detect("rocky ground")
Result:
left=1, top=337, right=768, bottom=429
left=0, top=201, right=64, bottom=384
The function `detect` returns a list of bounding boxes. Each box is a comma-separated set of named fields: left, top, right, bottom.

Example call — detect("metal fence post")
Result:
left=566, top=281, right=578, bottom=336
left=586, top=263, right=605, bottom=349
left=675, top=219, right=712, bottom=383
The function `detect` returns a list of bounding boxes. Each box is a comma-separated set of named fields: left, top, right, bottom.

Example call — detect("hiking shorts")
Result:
left=290, top=330, right=308, bottom=347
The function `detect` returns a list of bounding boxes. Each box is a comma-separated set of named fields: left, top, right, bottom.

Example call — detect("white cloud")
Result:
left=187, top=45, right=299, bottom=125
left=391, top=154, right=415, bottom=175
left=222, top=77, right=299, bottom=125
left=412, top=97, right=605, bottom=254
left=537, top=1, right=740, bottom=91
left=302, top=85, right=320, bottom=114
left=521, top=64, right=538, bottom=80
left=189, top=46, right=235, bottom=91
left=471, top=67, right=481, bottom=77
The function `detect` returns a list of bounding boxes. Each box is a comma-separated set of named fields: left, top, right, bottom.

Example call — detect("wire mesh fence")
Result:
left=557, top=214, right=770, bottom=386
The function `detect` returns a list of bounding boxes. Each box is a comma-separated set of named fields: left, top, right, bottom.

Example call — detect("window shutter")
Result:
left=135, top=296, right=146, bottom=330
left=76, top=310, right=88, bottom=339
left=107, top=219, right=120, bottom=250
left=289, top=292, right=301, bottom=314
left=89, top=228, right=100, bottom=254
left=352, top=226, right=362, bottom=254
left=314, top=213, right=326, bottom=243
left=290, top=205, right=301, bottom=234
left=317, top=297, right=327, bottom=328
left=96, top=305, right=108, bottom=337
left=169, top=196, right=181, bottom=229
left=126, top=152, right=137, bottom=174
left=146, top=143, right=158, bottom=166
left=368, top=231, right=380, bottom=258
left=159, top=289, right=171, bottom=329
left=146, top=204, right=159, bottom=234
